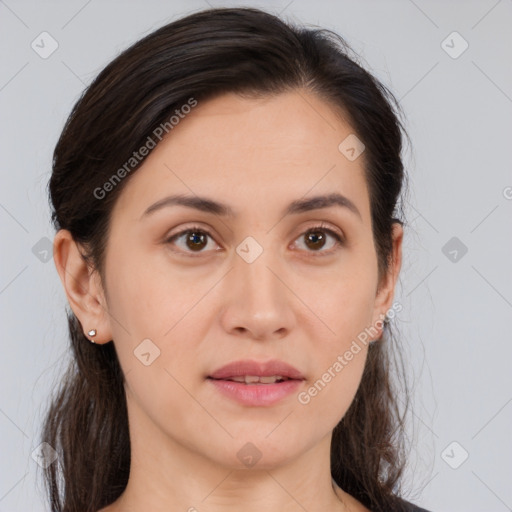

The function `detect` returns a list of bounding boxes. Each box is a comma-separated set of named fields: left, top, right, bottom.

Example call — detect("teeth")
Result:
left=228, top=375, right=286, bottom=384
left=258, top=376, right=281, bottom=384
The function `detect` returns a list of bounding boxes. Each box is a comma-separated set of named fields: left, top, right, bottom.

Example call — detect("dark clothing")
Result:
left=398, top=497, right=432, bottom=512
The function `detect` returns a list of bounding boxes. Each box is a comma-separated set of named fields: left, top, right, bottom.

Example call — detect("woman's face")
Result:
left=97, top=90, right=402, bottom=470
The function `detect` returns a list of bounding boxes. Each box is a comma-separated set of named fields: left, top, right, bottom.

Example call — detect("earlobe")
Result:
left=53, top=229, right=113, bottom=344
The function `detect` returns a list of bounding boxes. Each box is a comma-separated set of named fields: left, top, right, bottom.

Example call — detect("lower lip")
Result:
left=207, top=378, right=303, bottom=406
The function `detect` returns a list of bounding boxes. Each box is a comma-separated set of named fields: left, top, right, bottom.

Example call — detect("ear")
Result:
left=371, top=222, right=403, bottom=340
left=53, top=229, right=113, bottom=344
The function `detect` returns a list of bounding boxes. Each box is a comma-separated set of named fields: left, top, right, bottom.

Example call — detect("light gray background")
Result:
left=1, top=1, right=511, bottom=511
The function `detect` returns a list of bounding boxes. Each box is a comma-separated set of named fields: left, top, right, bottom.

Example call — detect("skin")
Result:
left=54, top=89, right=402, bottom=512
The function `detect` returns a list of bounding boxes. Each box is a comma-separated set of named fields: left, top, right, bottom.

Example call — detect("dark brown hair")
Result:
left=42, top=7, right=417, bottom=512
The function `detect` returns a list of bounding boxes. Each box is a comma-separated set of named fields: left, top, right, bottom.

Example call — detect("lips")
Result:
left=207, top=359, right=305, bottom=406
left=208, top=359, right=305, bottom=382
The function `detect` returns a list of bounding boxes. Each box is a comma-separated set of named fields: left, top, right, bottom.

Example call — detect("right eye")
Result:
left=165, top=226, right=221, bottom=256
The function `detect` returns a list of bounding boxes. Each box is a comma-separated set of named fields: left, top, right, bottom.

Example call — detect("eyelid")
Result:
left=296, top=221, right=344, bottom=242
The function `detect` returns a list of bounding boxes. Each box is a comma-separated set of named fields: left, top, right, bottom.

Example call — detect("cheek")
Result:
left=104, top=248, right=217, bottom=399
left=298, top=346, right=367, bottom=429
left=292, top=267, right=376, bottom=416
left=296, top=311, right=371, bottom=435
left=105, top=244, right=211, bottom=340
left=298, top=263, right=378, bottom=347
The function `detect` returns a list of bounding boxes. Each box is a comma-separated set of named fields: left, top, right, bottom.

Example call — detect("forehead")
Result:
left=169, top=90, right=354, bottom=158
left=111, top=90, right=370, bottom=223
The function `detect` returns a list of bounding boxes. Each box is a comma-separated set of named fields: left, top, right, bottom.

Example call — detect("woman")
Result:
left=41, top=6, right=431, bottom=512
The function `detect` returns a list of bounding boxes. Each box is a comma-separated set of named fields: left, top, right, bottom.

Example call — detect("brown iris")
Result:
left=186, top=231, right=208, bottom=251
left=304, top=230, right=327, bottom=251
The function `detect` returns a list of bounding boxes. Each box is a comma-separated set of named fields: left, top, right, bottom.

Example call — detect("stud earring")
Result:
left=87, top=329, right=97, bottom=343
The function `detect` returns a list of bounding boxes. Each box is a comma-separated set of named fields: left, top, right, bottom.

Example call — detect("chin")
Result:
left=211, top=435, right=307, bottom=472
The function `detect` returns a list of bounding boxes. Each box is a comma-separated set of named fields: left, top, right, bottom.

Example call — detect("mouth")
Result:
left=208, top=375, right=294, bottom=385
left=208, top=358, right=305, bottom=381
left=207, top=359, right=305, bottom=406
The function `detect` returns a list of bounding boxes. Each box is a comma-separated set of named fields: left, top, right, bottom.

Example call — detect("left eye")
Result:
left=293, top=225, right=344, bottom=255
left=165, top=224, right=344, bottom=256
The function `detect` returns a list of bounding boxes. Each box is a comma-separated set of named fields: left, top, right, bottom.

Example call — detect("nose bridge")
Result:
left=219, top=234, right=293, bottom=338
left=234, top=237, right=284, bottom=305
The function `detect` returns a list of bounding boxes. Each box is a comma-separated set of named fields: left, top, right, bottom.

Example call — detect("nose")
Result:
left=219, top=247, right=295, bottom=341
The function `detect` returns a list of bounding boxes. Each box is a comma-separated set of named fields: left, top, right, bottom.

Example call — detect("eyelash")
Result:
left=165, top=222, right=345, bottom=258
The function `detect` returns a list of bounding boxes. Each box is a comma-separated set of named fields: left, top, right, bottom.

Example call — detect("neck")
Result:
left=110, top=400, right=350, bottom=511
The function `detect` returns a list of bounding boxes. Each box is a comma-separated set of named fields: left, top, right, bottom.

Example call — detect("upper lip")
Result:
left=208, top=359, right=305, bottom=380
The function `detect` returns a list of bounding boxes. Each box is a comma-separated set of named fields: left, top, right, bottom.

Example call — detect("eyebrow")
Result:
left=141, top=192, right=362, bottom=221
